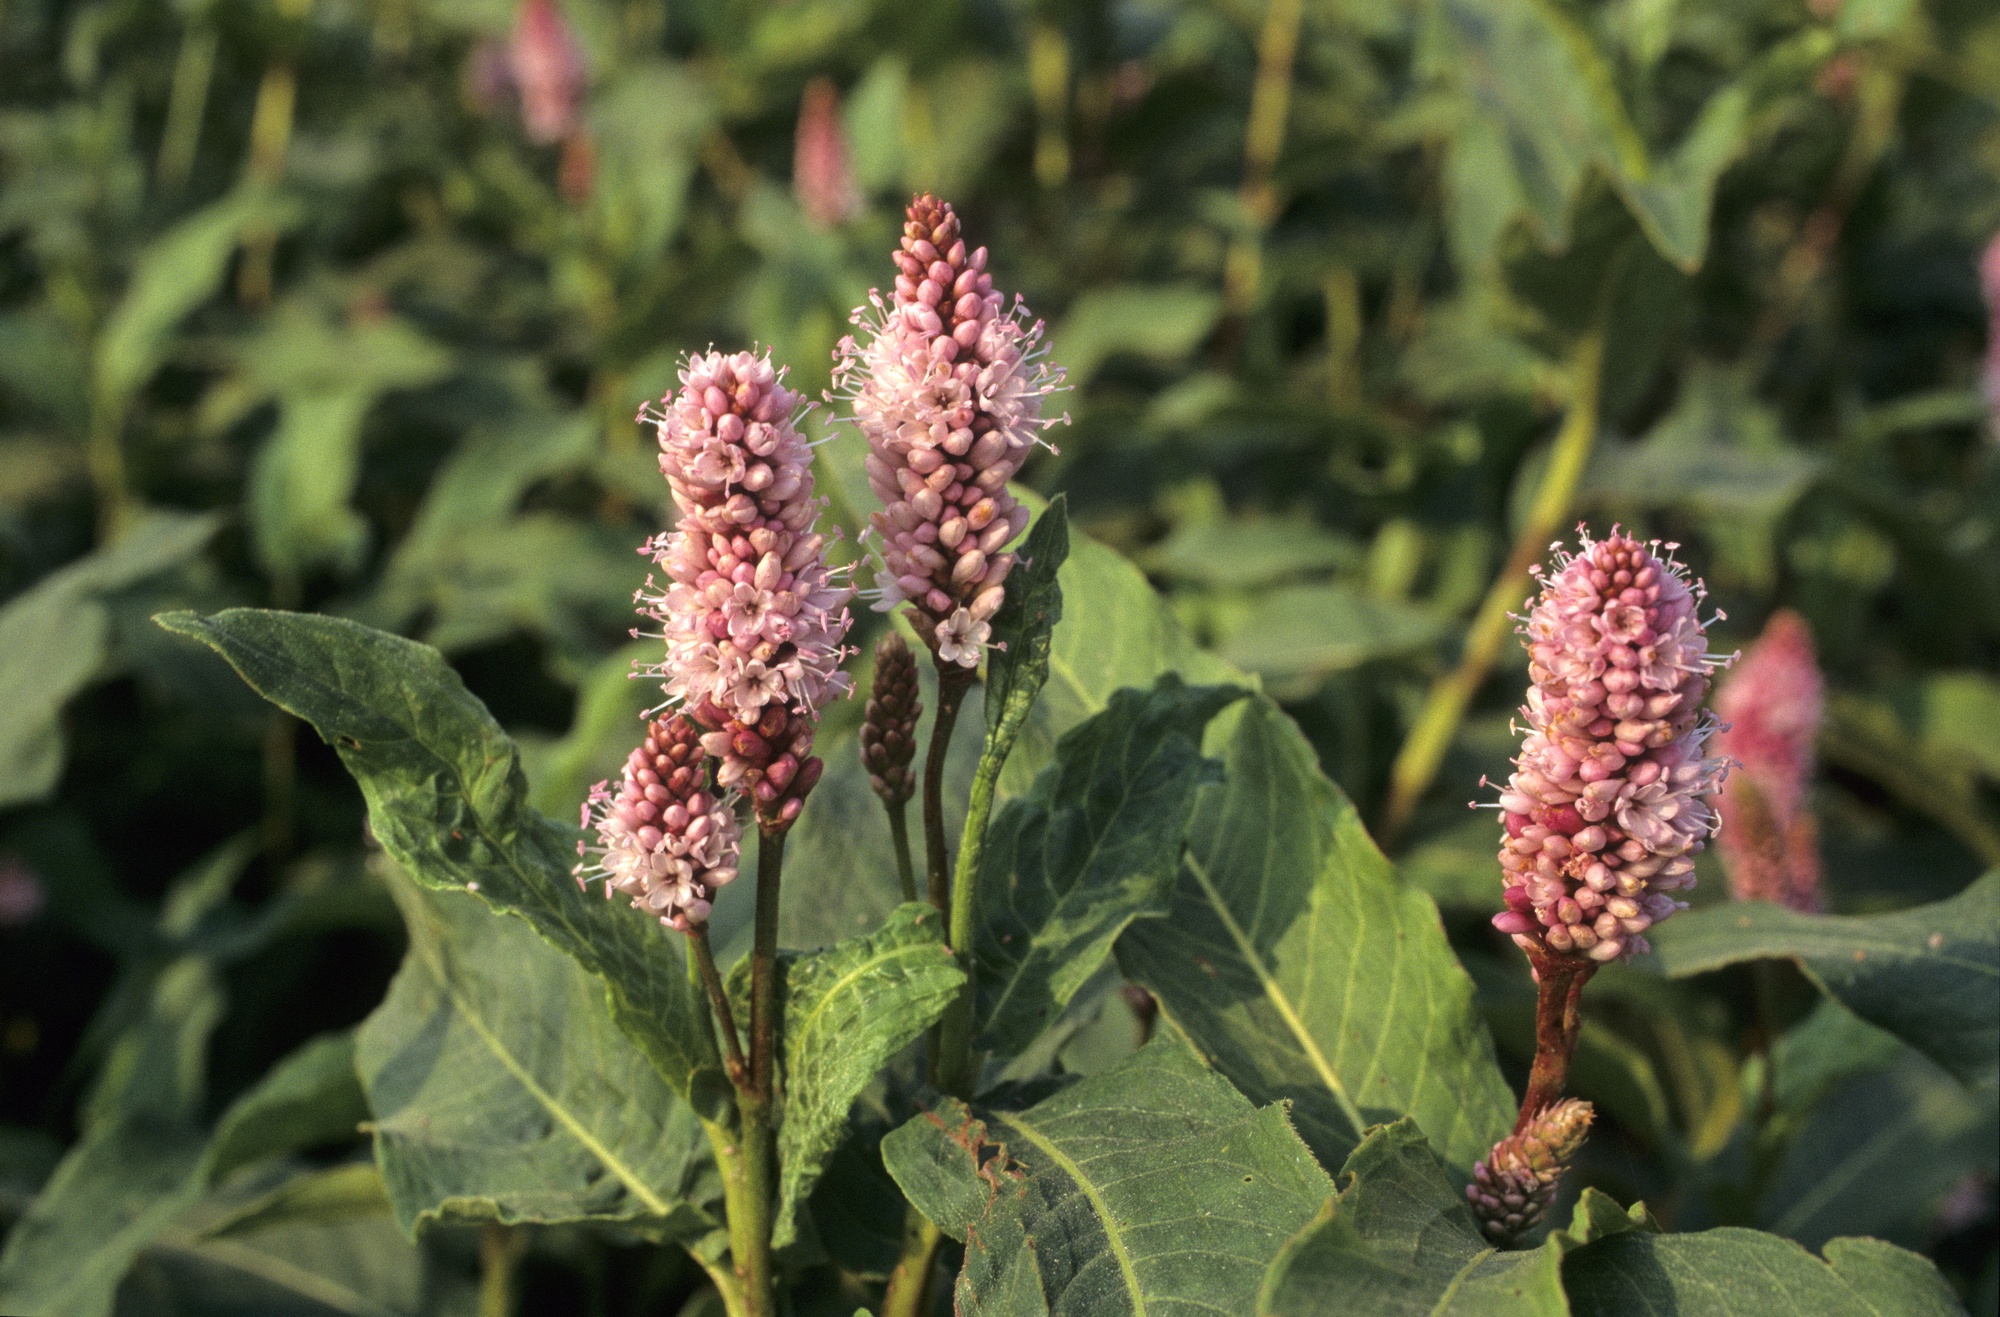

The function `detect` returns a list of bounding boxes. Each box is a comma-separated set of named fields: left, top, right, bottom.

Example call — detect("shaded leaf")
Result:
left=155, top=608, right=729, bottom=1114
left=1120, top=695, right=1517, bottom=1176
left=1054, top=284, right=1224, bottom=385
left=885, top=1036, right=1333, bottom=1316
left=1562, top=1227, right=1968, bottom=1316
left=199, top=1163, right=392, bottom=1241
left=1256, top=1119, right=1568, bottom=1316
left=1648, top=873, right=1999, bottom=1087
left=972, top=678, right=1244, bottom=1057
left=202, top=1032, right=368, bottom=1187
left=772, top=902, right=964, bottom=1248
left=1218, top=583, right=1446, bottom=688
left=357, top=875, right=717, bottom=1236
left=980, top=496, right=1069, bottom=760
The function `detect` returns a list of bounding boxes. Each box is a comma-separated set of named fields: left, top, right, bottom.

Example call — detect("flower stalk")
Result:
left=862, top=632, right=923, bottom=902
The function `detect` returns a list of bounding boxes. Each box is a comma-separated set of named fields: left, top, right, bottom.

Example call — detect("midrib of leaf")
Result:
left=1427, top=1246, right=1498, bottom=1317
left=411, top=919, right=672, bottom=1218
left=1181, top=852, right=1367, bottom=1139
left=1767, top=1104, right=1928, bottom=1238
left=992, top=1109, right=1147, bottom=1316
left=981, top=725, right=1184, bottom=1028
left=793, top=942, right=943, bottom=1039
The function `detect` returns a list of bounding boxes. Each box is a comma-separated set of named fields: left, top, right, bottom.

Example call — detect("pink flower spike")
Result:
left=834, top=194, right=1067, bottom=666
left=794, top=77, right=859, bottom=230
left=1714, top=609, right=1825, bottom=911
left=1486, top=526, right=1732, bottom=963
left=1981, top=233, right=2000, bottom=442
left=639, top=349, right=855, bottom=825
left=575, top=716, right=741, bottom=933
left=509, top=0, right=585, bottom=145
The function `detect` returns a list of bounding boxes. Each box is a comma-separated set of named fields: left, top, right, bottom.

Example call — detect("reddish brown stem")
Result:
left=1516, top=952, right=1597, bottom=1134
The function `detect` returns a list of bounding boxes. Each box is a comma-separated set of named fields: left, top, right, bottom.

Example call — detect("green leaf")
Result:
left=972, top=678, right=1245, bottom=1057
left=772, top=902, right=964, bottom=1249
left=1648, top=873, right=1999, bottom=1087
left=1054, top=285, right=1225, bottom=385
left=980, top=496, right=1069, bottom=758
left=877, top=1096, right=996, bottom=1243
left=1218, top=583, right=1446, bottom=689
left=356, top=874, right=717, bottom=1236
left=0, top=512, right=219, bottom=808
left=201, top=1032, right=368, bottom=1187
left=247, top=389, right=377, bottom=579
left=154, top=608, right=730, bottom=1114
left=199, top=1163, right=392, bottom=1240
left=0, top=958, right=221, bottom=1317
left=1758, top=1050, right=1995, bottom=1250
left=1256, top=1119, right=1568, bottom=1316
left=93, top=188, right=301, bottom=418
left=884, top=1036, right=1333, bottom=1316
left=1119, top=695, right=1517, bottom=1176
left=1562, top=1228, right=1968, bottom=1316
left=137, top=1213, right=429, bottom=1317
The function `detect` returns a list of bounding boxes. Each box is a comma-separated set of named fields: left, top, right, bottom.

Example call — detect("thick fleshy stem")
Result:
left=1517, top=950, right=1596, bottom=1133
left=863, top=632, right=923, bottom=902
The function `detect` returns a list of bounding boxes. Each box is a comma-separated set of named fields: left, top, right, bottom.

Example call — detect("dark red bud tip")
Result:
left=794, top=756, right=824, bottom=797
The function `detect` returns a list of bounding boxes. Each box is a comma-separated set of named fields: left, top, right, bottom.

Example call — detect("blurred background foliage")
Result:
left=1, top=0, right=1997, bottom=1310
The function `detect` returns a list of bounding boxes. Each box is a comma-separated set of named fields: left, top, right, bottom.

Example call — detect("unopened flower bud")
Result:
left=1467, top=1099, right=1593, bottom=1245
left=861, top=633, right=922, bottom=806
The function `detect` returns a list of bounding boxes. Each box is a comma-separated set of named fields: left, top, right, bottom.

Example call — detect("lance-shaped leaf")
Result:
left=972, top=679, right=1246, bottom=1057
left=1648, top=873, right=1999, bottom=1087
left=1119, top=695, right=1516, bottom=1176
left=1562, top=1228, right=1967, bottom=1316
left=200, top=1031, right=368, bottom=1187
left=882, top=1036, right=1333, bottom=1316
left=154, top=608, right=729, bottom=1115
left=771, top=903, right=964, bottom=1248
left=979, top=495, right=1069, bottom=764
left=1256, top=1119, right=1569, bottom=1316
left=357, top=875, right=717, bottom=1236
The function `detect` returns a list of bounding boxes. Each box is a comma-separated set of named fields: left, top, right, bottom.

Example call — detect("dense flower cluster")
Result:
left=1714, top=610, right=1824, bottom=911
left=1490, top=528, right=1732, bottom=962
left=834, top=194, right=1065, bottom=666
left=576, top=716, right=741, bottom=931
left=640, top=349, right=854, bottom=826
left=509, top=0, right=584, bottom=145
left=793, top=77, right=859, bottom=230
left=1467, top=1099, right=1594, bottom=1244
left=860, top=632, right=922, bottom=808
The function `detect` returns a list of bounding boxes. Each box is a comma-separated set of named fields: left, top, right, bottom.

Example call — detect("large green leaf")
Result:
left=1561, top=1229, right=1968, bottom=1316
left=0, top=512, right=218, bottom=807
left=200, top=1032, right=368, bottom=1187
left=0, top=958, right=221, bottom=1317
left=356, top=874, right=717, bottom=1236
left=1119, top=695, right=1517, bottom=1177
left=771, top=902, right=963, bottom=1248
left=972, top=678, right=1243, bottom=1057
left=882, top=1036, right=1333, bottom=1316
left=1648, top=873, right=1999, bottom=1087
left=1256, top=1119, right=1568, bottom=1316
left=154, top=608, right=729, bottom=1114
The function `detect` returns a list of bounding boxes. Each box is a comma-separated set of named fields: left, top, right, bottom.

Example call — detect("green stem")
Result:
left=727, top=825, right=786, bottom=1317
left=698, top=1117, right=759, bottom=1317
left=879, top=1214, right=945, bottom=1317
left=1379, top=330, right=1606, bottom=847
left=690, top=924, right=748, bottom=1089
left=477, top=1222, right=525, bottom=1317
left=888, top=804, right=918, bottom=904
left=157, top=19, right=218, bottom=192
left=932, top=729, right=1006, bottom=1097
left=921, top=669, right=973, bottom=914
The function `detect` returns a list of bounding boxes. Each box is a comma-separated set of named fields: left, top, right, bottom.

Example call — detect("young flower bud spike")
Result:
left=1714, top=609, right=1825, bottom=911
left=834, top=194, right=1066, bottom=666
left=1467, top=1098, right=1594, bottom=1245
left=639, top=349, right=855, bottom=828
left=1489, top=527, right=1732, bottom=962
left=861, top=632, right=922, bottom=808
left=576, top=715, right=741, bottom=932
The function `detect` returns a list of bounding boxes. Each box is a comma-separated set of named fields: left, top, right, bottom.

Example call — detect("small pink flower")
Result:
left=794, top=78, right=859, bottom=230
left=1981, top=233, right=2000, bottom=441
left=835, top=195, right=1066, bottom=667
left=510, top=0, right=585, bottom=145
left=639, top=349, right=854, bottom=826
left=1488, top=527, right=1732, bottom=963
left=1714, top=609, right=1825, bottom=911
left=575, top=716, right=740, bottom=932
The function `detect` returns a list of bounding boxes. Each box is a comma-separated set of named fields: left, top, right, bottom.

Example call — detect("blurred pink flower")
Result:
left=1982, top=233, right=2000, bottom=440
left=1714, top=609, right=1825, bottom=911
left=510, top=0, right=585, bottom=145
left=1489, top=528, right=1732, bottom=962
left=0, top=859, right=45, bottom=927
left=794, top=78, right=859, bottom=230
